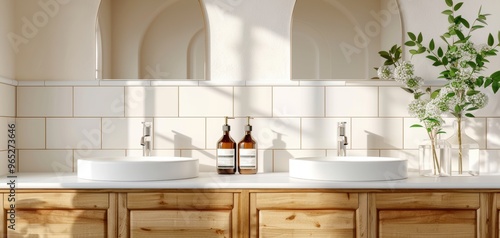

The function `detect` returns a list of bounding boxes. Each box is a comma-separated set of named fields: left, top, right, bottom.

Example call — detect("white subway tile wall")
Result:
left=125, top=87, right=179, bottom=117
left=487, top=118, right=500, bottom=149
left=0, top=117, right=11, bottom=151
left=326, top=87, right=378, bottom=117
left=16, top=118, right=45, bottom=149
left=17, top=87, right=73, bottom=117
left=403, top=118, right=430, bottom=149
left=19, top=150, right=73, bottom=173
left=273, top=87, right=324, bottom=117
left=0, top=84, right=15, bottom=117
left=234, top=87, right=273, bottom=117
left=0, top=83, right=15, bottom=175
left=378, top=87, right=412, bottom=117
left=46, top=118, right=101, bottom=149
left=179, top=87, right=233, bottom=117
left=102, top=118, right=153, bottom=149
left=74, top=87, right=125, bottom=117
left=302, top=118, right=350, bottom=149
left=11, top=84, right=500, bottom=174
left=154, top=118, right=206, bottom=149
left=351, top=118, right=403, bottom=149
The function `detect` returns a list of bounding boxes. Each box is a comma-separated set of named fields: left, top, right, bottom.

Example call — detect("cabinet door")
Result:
left=372, top=192, right=483, bottom=238
left=250, top=192, right=367, bottom=238
left=125, top=192, right=240, bottom=237
left=497, top=193, right=500, bottom=238
left=3, top=192, right=112, bottom=238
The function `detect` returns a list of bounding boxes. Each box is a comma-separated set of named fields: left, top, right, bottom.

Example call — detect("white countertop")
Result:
left=2, top=172, right=500, bottom=190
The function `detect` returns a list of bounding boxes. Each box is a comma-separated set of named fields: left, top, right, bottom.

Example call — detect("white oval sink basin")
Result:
left=77, top=156, right=199, bottom=181
left=289, top=156, right=407, bottom=181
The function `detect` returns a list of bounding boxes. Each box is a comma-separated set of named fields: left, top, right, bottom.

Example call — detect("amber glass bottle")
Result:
left=217, top=117, right=237, bottom=174
left=238, top=117, right=257, bottom=174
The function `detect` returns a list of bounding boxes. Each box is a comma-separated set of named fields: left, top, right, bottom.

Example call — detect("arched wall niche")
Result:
left=292, top=0, right=403, bottom=80
left=98, top=0, right=206, bottom=80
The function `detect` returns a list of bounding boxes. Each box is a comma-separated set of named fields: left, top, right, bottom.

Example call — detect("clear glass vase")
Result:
left=419, top=138, right=451, bottom=177
left=446, top=118, right=480, bottom=176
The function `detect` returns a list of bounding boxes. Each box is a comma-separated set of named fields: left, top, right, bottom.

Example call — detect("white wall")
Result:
left=400, top=0, right=500, bottom=80
left=0, top=0, right=16, bottom=79
left=292, top=0, right=401, bottom=79
left=13, top=0, right=100, bottom=81
left=0, top=0, right=16, bottom=176
left=140, top=0, right=205, bottom=79
left=202, top=0, right=295, bottom=82
left=0, top=83, right=16, bottom=176
left=8, top=0, right=500, bottom=175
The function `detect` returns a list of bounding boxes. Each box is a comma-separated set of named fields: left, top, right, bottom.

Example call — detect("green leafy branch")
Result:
left=404, top=0, right=500, bottom=93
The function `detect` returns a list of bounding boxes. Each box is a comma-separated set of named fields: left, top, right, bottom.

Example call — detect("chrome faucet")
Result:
left=337, top=122, right=348, bottom=157
left=141, top=122, right=152, bottom=157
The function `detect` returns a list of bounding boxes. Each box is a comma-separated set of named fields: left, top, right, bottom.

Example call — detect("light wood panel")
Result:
left=127, top=192, right=233, bottom=209
left=130, top=210, right=231, bottom=237
left=0, top=193, right=5, bottom=237
left=259, top=210, right=355, bottom=237
left=497, top=193, right=500, bottom=238
left=4, top=189, right=500, bottom=238
left=108, top=193, right=117, bottom=238
left=118, top=193, right=128, bottom=238
left=373, top=192, right=482, bottom=238
left=4, top=193, right=108, bottom=209
left=251, top=192, right=362, bottom=238
left=357, top=193, right=368, bottom=238
left=7, top=210, right=106, bottom=238
left=380, top=210, right=476, bottom=237
left=375, top=192, right=480, bottom=209
left=255, top=192, right=358, bottom=209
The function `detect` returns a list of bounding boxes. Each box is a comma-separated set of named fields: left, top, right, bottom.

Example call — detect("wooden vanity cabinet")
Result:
left=121, top=192, right=241, bottom=237
left=2, top=190, right=500, bottom=237
left=249, top=192, right=367, bottom=238
left=2, top=192, right=114, bottom=237
left=497, top=193, right=500, bottom=238
left=370, top=192, right=487, bottom=238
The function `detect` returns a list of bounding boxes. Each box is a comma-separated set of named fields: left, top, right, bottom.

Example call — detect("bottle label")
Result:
left=239, top=149, right=257, bottom=169
left=217, top=149, right=235, bottom=168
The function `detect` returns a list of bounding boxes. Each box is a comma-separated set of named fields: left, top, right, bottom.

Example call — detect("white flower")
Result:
left=457, top=66, right=473, bottom=80
left=377, top=65, right=393, bottom=80
left=406, top=76, right=423, bottom=90
left=394, top=61, right=414, bottom=83
left=476, top=44, right=492, bottom=53
left=408, top=99, right=428, bottom=119
left=468, top=92, right=488, bottom=109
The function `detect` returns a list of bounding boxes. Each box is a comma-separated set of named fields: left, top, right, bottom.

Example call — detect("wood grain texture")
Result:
left=479, top=193, right=493, bottom=238
left=234, top=192, right=244, bottom=237
left=127, top=192, right=234, bottom=209
left=7, top=210, right=106, bottom=238
left=108, top=193, right=117, bottom=238
left=367, top=193, right=377, bottom=238
left=4, top=193, right=108, bottom=209
left=496, top=193, right=499, bottom=238
left=259, top=210, right=355, bottom=237
left=0, top=192, right=5, bottom=237
left=356, top=193, right=368, bottom=238
left=117, top=193, right=128, bottom=238
left=250, top=193, right=258, bottom=238
left=379, top=210, right=476, bottom=238
left=497, top=193, right=500, bottom=208
left=130, top=210, right=231, bottom=237
left=255, top=192, right=358, bottom=209
left=375, top=192, right=479, bottom=209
